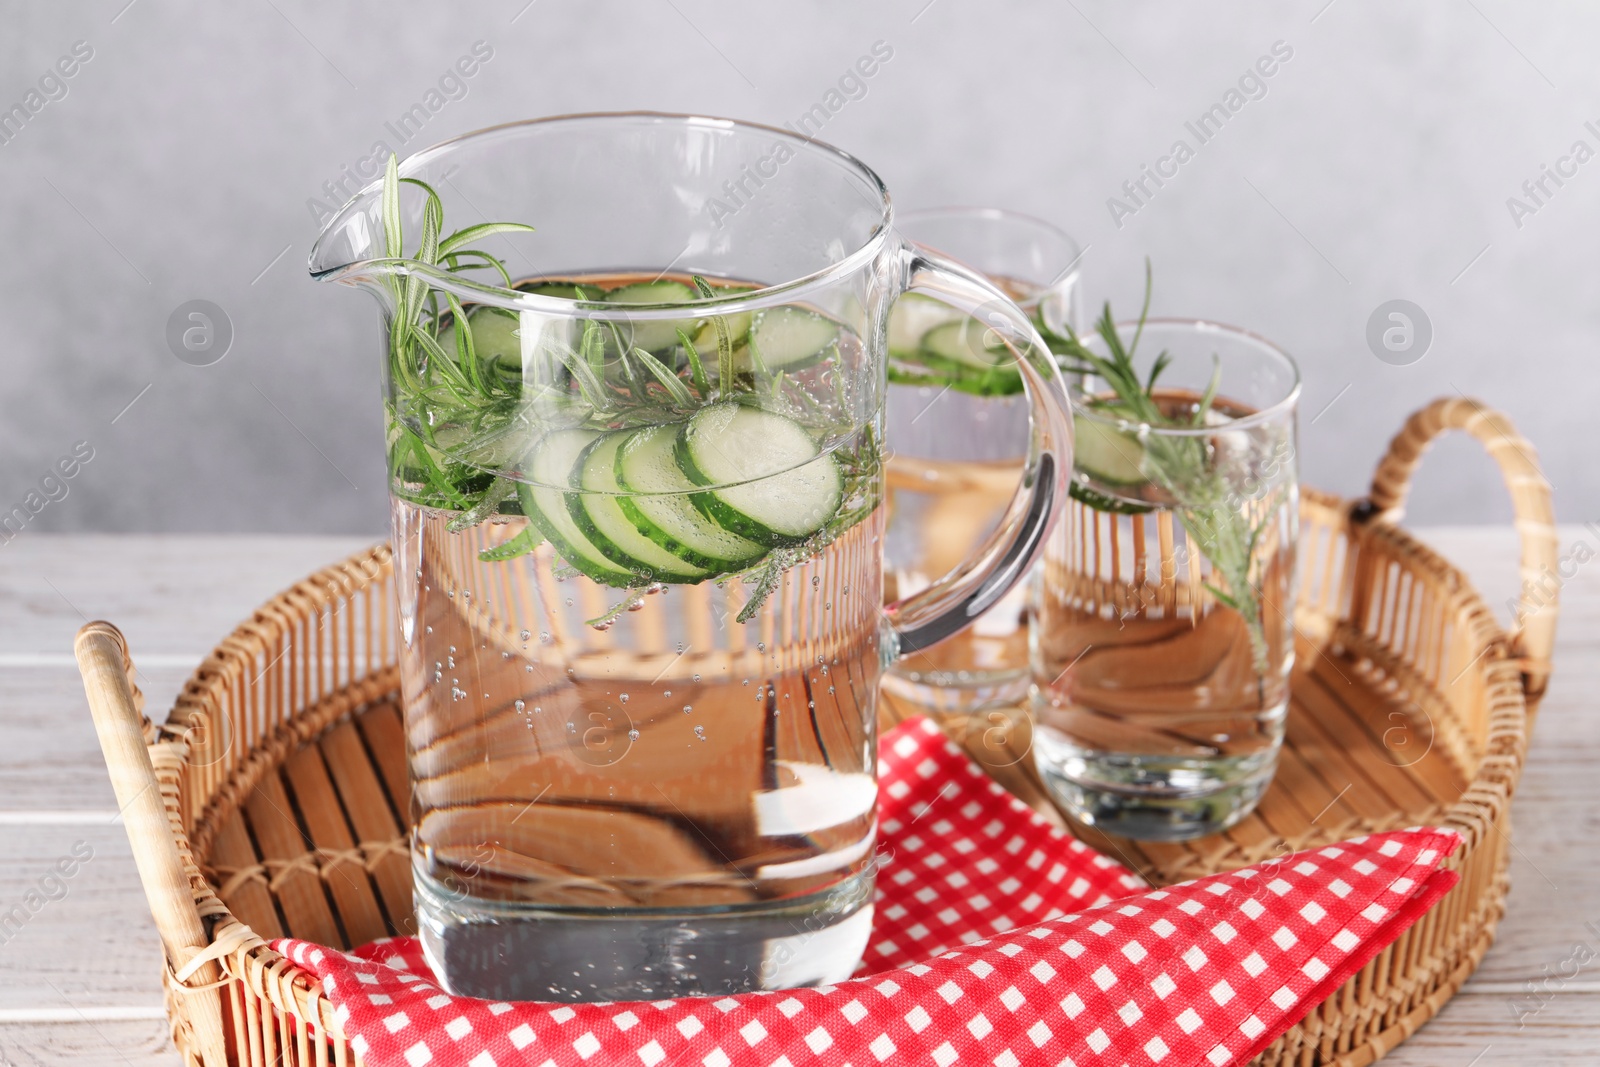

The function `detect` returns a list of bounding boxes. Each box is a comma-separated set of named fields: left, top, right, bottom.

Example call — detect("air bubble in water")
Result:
left=828, top=686, right=836, bottom=694
left=433, top=670, right=442, bottom=683
left=520, top=630, right=531, bottom=642
left=663, top=690, right=672, bottom=698
left=425, top=626, right=433, bottom=634
left=514, top=699, right=526, bottom=712
left=540, top=631, right=549, bottom=642
left=692, top=674, right=701, bottom=682
left=693, top=726, right=706, bottom=741
left=619, top=694, right=629, bottom=705
left=682, top=705, right=692, bottom=714
left=628, top=729, right=640, bottom=741
left=757, top=642, right=766, bottom=652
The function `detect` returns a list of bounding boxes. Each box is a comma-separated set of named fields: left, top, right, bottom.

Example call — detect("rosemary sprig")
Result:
left=1053, top=263, right=1282, bottom=676
left=691, top=275, right=738, bottom=394
left=478, top=525, right=541, bottom=562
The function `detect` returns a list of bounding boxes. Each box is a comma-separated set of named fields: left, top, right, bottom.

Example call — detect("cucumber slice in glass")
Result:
left=517, top=429, right=637, bottom=587
left=689, top=312, right=755, bottom=356
left=439, top=305, right=520, bottom=366
left=604, top=281, right=702, bottom=352
left=602, top=280, right=696, bottom=303
left=747, top=307, right=839, bottom=372
left=920, top=319, right=1011, bottom=369
left=1074, top=413, right=1148, bottom=487
left=569, top=431, right=710, bottom=582
left=676, top=403, right=844, bottom=547
left=616, top=424, right=766, bottom=571
left=887, top=292, right=959, bottom=355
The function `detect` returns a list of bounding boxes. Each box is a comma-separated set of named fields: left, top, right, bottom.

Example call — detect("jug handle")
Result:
left=882, top=244, right=1075, bottom=655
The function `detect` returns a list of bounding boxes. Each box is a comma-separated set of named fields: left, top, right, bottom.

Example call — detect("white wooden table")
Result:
left=0, top=531, right=1593, bottom=1065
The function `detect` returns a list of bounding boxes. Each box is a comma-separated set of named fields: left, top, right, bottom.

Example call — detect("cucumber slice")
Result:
left=603, top=280, right=697, bottom=303
left=888, top=292, right=959, bottom=355
left=517, top=429, right=637, bottom=587
left=615, top=424, right=767, bottom=570
left=676, top=403, right=844, bottom=546
left=689, top=313, right=754, bottom=358
left=432, top=421, right=529, bottom=472
left=1074, top=412, right=1148, bottom=486
left=438, top=305, right=520, bottom=367
left=920, top=319, right=1011, bottom=369
left=604, top=281, right=702, bottom=352
left=747, top=307, right=839, bottom=372
left=569, top=432, right=710, bottom=582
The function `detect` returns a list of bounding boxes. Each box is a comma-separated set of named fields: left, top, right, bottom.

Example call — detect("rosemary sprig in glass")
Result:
left=1049, top=264, right=1283, bottom=676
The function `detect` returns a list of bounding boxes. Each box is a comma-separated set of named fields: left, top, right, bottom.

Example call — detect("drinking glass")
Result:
left=308, top=113, right=1075, bottom=1000
left=1031, top=320, right=1299, bottom=840
left=882, top=208, right=1083, bottom=718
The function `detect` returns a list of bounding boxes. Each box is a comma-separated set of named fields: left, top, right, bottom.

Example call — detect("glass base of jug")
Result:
left=415, top=867, right=876, bottom=1002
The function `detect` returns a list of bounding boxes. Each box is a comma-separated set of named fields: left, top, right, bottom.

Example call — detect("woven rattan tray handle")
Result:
left=1364, top=395, right=1558, bottom=707
left=76, top=621, right=229, bottom=1067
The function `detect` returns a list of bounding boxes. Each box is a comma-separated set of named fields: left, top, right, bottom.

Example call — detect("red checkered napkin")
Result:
left=277, top=717, right=1461, bottom=1067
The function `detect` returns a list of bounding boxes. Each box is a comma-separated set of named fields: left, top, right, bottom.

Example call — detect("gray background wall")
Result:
left=2, top=1, right=1594, bottom=535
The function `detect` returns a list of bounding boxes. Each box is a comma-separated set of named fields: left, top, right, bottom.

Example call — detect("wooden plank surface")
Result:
left=0, top=826, right=164, bottom=1008
left=0, top=535, right=372, bottom=658
left=0, top=530, right=1592, bottom=1066
left=0, top=668, right=191, bottom=809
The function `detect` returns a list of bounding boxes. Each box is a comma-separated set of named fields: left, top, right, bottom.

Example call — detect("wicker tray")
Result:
left=75, top=397, right=1556, bottom=1067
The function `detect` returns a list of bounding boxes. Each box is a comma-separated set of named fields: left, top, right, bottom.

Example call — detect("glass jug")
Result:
left=308, top=112, right=1074, bottom=1002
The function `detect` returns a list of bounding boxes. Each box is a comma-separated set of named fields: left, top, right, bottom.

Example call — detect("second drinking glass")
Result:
left=1032, top=318, right=1300, bottom=840
left=882, top=208, right=1083, bottom=718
